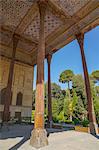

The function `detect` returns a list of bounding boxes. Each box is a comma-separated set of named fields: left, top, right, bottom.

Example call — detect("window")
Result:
left=15, top=112, right=21, bottom=122
left=16, top=92, right=23, bottom=106
left=0, top=88, right=12, bottom=105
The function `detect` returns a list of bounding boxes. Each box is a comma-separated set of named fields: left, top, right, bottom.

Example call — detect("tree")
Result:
left=94, top=96, right=99, bottom=124
left=91, top=70, right=99, bottom=84
left=72, top=74, right=88, bottom=121
left=44, top=82, right=65, bottom=122
left=32, top=89, right=35, bottom=110
left=59, top=70, right=74, bottom=90
left=59, top=69, right=74, bottom=101
left=72, top=74, right=87, bottom=108
left=95, top=86, right=99, bottom=96
left=64, top=90, right=78, bottom=121
left=45, top=82, right=62, bottom=99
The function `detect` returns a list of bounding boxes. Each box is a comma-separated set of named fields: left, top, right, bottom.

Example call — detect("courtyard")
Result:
left=0, top=125, right=99, bottom=150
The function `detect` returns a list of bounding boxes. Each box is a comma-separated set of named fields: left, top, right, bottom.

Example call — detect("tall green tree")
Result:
left=91, top=70, right=99, bottom=84
left=59, top=70, right=74, bottom=89
left=63, top=89, right=78, bottom=121
left=59, top=70, right=74, bottom=100
left=72, top=74, right=87, bottom=108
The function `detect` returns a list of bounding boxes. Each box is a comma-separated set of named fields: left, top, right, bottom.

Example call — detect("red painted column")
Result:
left=3, top=36, right=18, bottom=122
left=76, top=33, right=98, bottom=135
left=30, top=1, right=48, bottom=148
left=47, top=53, right=52, bottom=128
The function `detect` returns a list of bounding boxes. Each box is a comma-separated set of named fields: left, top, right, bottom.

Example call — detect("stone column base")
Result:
left=30, top=128, right=48, bottom=149
left=88, top=122, right=98, bottom=135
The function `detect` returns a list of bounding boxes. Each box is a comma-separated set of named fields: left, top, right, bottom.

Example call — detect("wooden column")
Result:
left=3, top=36, right=18, bottom=122
left=30, top=0, right=48, bottom=148
left=76, top=33, right=98, bottom=135
left=47, top=53, right=52, bottom=128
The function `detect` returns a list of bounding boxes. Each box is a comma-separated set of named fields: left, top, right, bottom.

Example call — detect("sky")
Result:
left=33, top=26, right=99, bottom=90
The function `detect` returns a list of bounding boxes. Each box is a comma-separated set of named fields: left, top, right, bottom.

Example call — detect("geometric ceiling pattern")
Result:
left=54, top=0, right=90, bottom=15
left=0, top=0, right=33, bottom=31
left=0, top=0, right=99, bottom=65
left=24, top=9, right=63, bottom=39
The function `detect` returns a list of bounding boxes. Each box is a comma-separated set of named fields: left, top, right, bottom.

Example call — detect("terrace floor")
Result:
left=0, top=124, right=99, bottom=150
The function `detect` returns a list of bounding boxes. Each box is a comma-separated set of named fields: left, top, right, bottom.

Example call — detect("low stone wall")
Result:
left=75, top=126, right=99, bottom=133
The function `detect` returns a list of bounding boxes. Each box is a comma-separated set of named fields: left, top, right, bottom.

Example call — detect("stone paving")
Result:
left=0, top=125, right=99, bottom=150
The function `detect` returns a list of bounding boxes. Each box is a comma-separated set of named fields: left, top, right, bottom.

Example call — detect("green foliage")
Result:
left=64, top=120, right=73, bottom=124
left=71, top=90, right=78, bottom=111
left=81, top=119, right=89, bottom=127
left=72, top=75, right=87, bottom=108
left=94, top=96, right=99, bottom=124
left=95, top=86, right=99, bottom=96
left=52, top=99, right=59, bottom=116
left=63, top=97, right=70, bottom=118
left=91, top=70, right=99, bottom=83
left=32, top=71, right=99, bottom=125
left=59, top=70, right=74, bottom=89
left=31, top=110, right=35, bottom=121
left=74, top=97, right=87, bottom=121
left=32, top=90, right=35, bottom=109
left=57, top=111, right=65, bottom=123
left=73, top=118, right=80, bottom=125
left=53, top=116, right=59, bottom=123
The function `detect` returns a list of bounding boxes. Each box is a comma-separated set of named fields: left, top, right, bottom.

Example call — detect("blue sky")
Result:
left=33, top=26, right=99, bottom=90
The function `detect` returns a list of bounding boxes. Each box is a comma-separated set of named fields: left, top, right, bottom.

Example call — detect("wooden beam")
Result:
left=0, top=44, right=34, bottom=64
left=0, top=26, right=38, bottom=45
left=0, top=55, right=34, bottom=67
left=46, top=1, right=99, bottom=45
left=15, top=3, right=38, bottom=34
left=14, top=34, right=38, bottom=45
left=47, top=0, right=80, bottom=23
left=46, top=17, right=99, bottom=55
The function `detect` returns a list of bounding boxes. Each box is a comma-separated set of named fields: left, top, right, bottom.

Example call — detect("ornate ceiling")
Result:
left=0, top=0, right=99, bottom=66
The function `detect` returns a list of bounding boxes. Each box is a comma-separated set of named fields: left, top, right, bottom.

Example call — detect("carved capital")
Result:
left=13, top=34, right=19, bottom=50
left=76, top=33, right=84, bottom=47
left=47, top=53, right=52, bottom=64
left=38, top=0, right=48, bottom=14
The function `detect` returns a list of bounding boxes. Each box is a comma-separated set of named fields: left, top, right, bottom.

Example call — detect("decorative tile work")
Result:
left=0, top=0, right=98, bottom=58
left=24, top=9, right=63, bottom=39
left=54, top=0, right=89, bottom=16
left=0, top=0, right=33, bottom=31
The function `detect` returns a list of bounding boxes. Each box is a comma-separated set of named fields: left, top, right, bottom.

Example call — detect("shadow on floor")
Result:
left=46, top=127, right=74, bottom=137
left=93, top=134, right=99, bottom=139
left=0, top=124, right=74, bottom=150
left=0, top=124, right=33, bottom=150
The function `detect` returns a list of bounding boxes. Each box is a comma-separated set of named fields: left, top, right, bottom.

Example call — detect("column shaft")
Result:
left=47, top=54, right=52, bottom=128
left=3, top=37, right=18, bottom=122
left=76, top=33, right=98, bottom=135
left=30, top=1, right=48, bottom=148
left=34, top=2, right=45, bottom=129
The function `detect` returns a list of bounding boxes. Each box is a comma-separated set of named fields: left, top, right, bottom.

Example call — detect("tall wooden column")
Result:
left=47, top=53, right=52, bottom=128
left=3, top=36, right=18, bottom=122
left=76, top=33, right=98, bottom=135
left=30, top=1, right=48, bottom=148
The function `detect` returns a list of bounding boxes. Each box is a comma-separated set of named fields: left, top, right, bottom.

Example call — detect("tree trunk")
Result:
left=68, top=81, right=71, bottom=100
left=70, top=114, right=72, bottom=122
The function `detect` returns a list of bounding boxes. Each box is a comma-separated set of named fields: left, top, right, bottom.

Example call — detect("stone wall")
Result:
left=0, top=57, right=34, bottom=120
